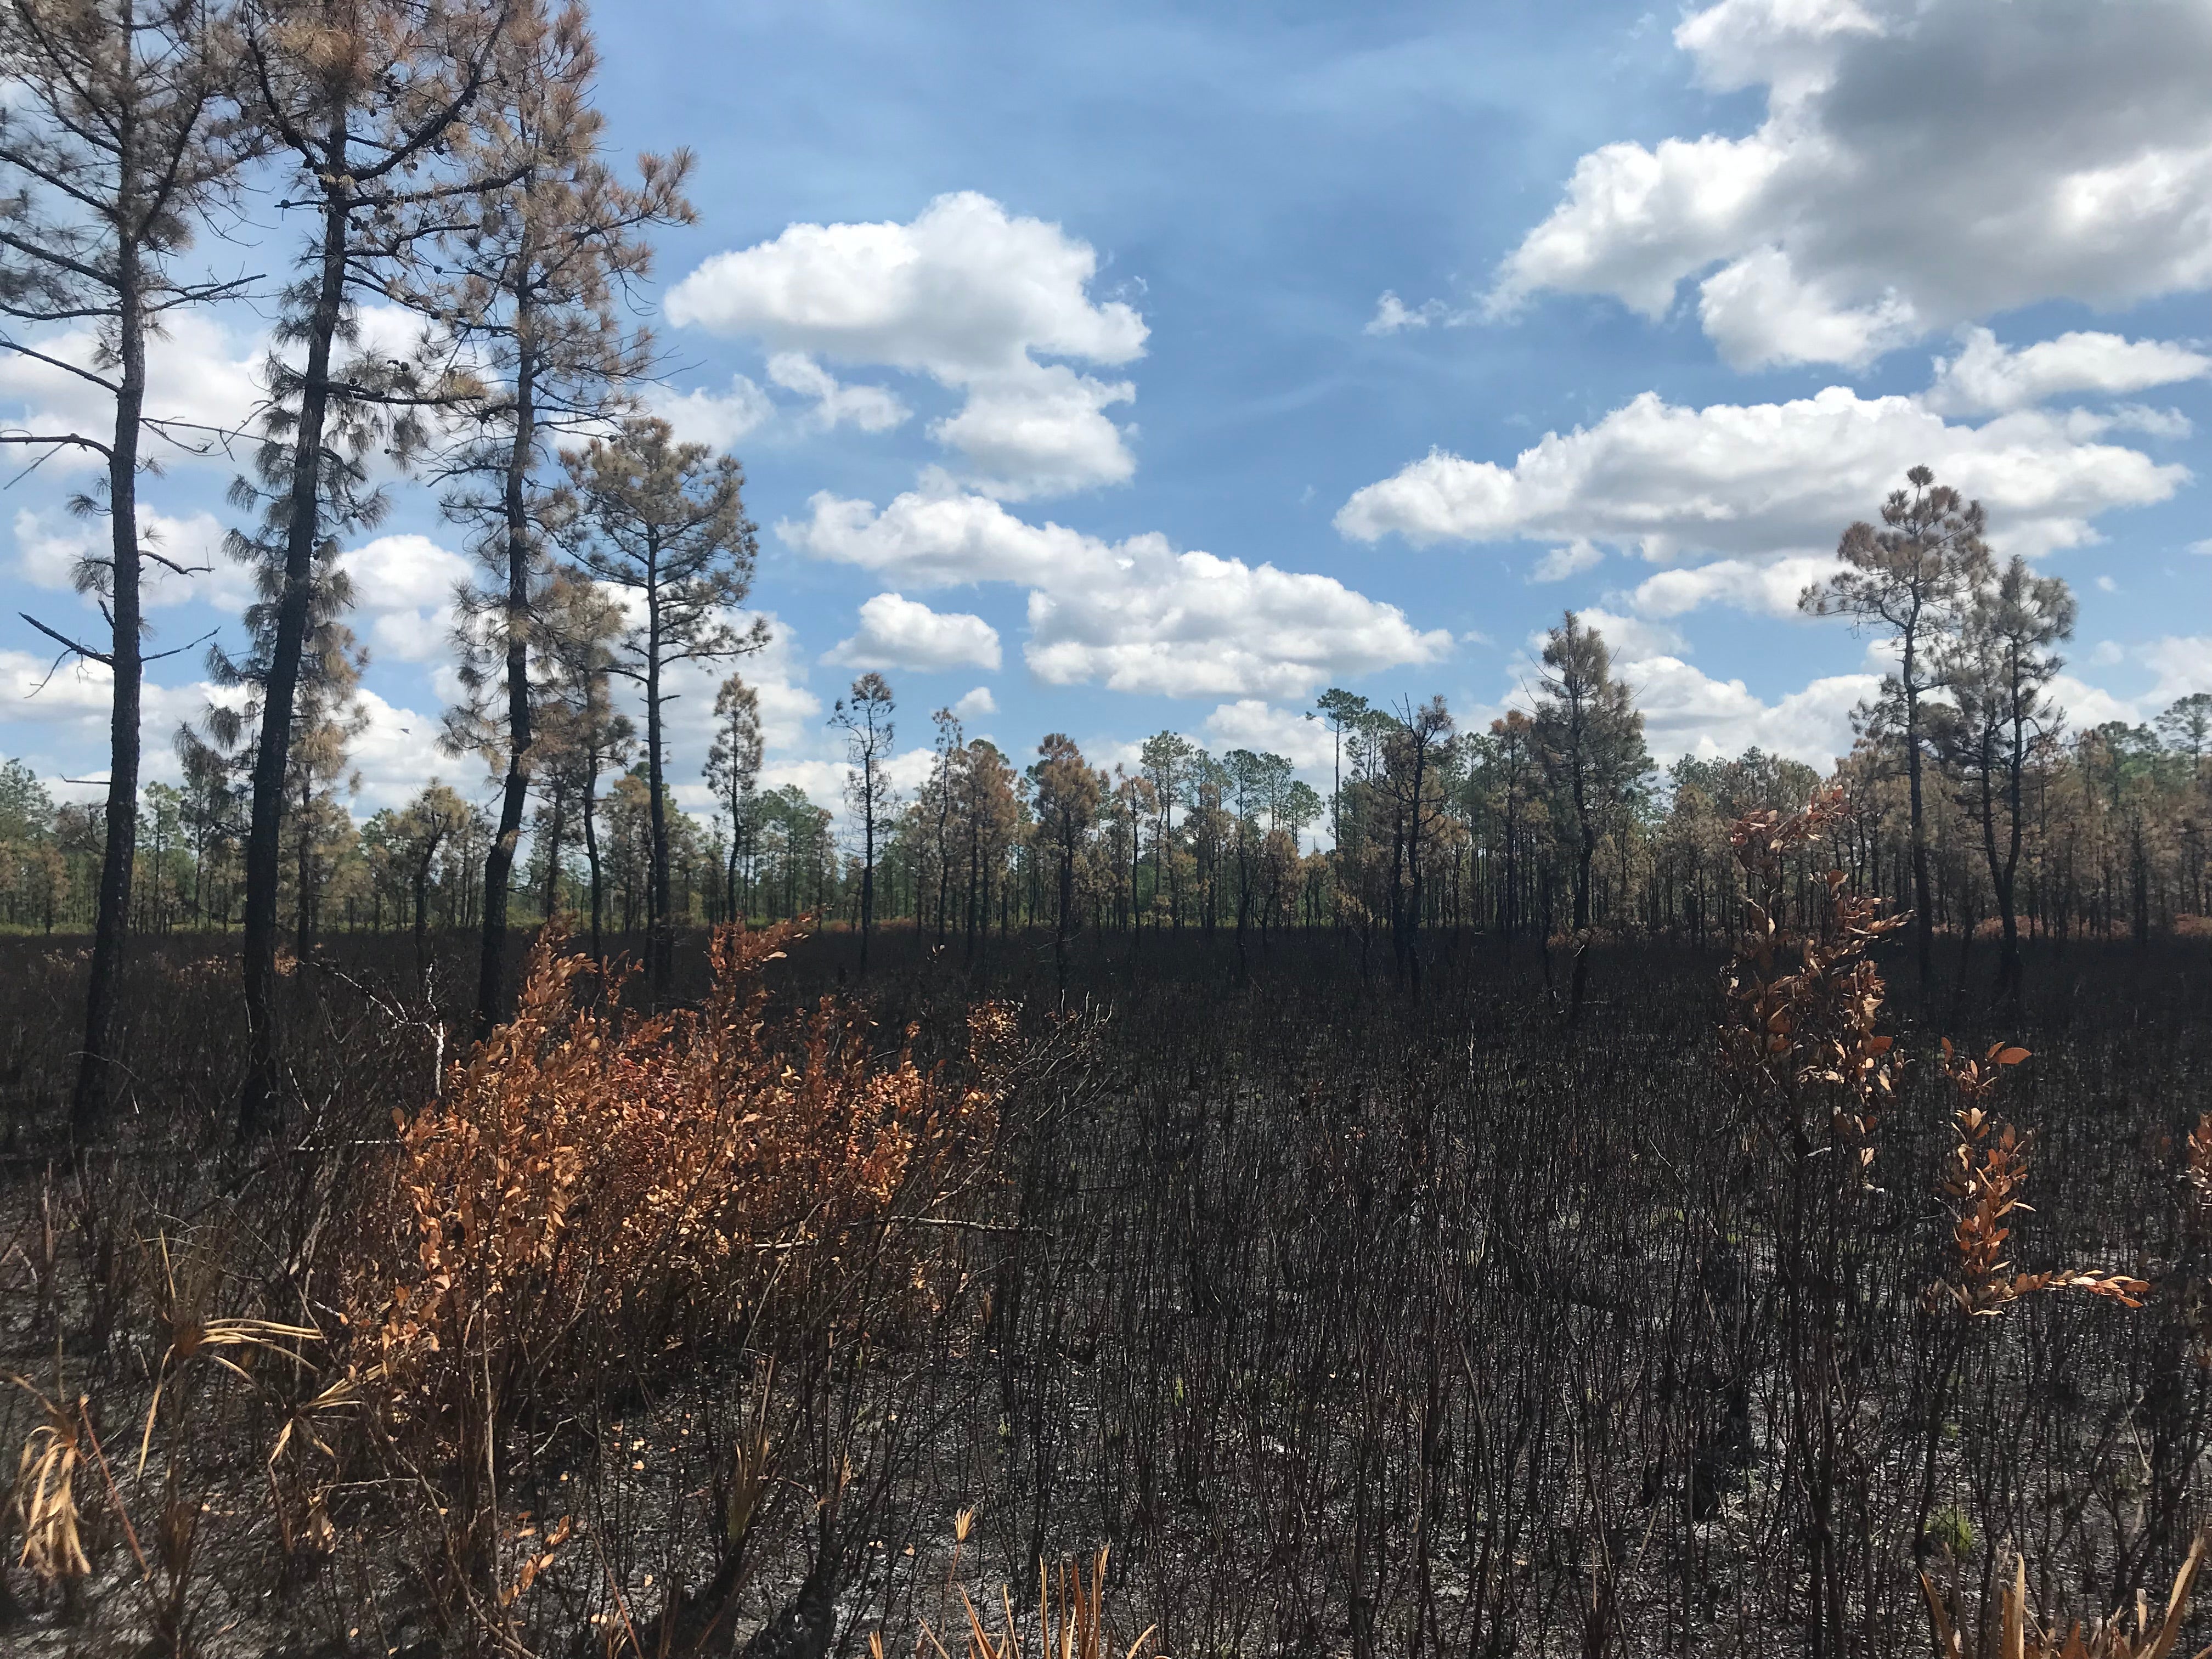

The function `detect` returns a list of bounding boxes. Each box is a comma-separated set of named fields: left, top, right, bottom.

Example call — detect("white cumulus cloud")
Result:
left=1489, top=0, right=2212, bottom=368
left=0, top=651, right=450, bottom=814
left=1491, top=607, right=1877, bottom=767
left=1694, top=245, right=1918, bottom=370
left=14, top=507, right=247, bottom=614
left=828, top=592, right=1002, bottom=672
left=1202, top=699, right=1338, bottom=769
left=780, top=484, right=1091, bottom=587
left=1024, top=549, right=1449, bottom=700
left=336, top=534, right=474, bottom=665
left=2142, top=636, right=2212, bottom=704
left=926, top=363, right=1136, bottom=500
left=1923, top=327, right=2212, bottom=416
left=1564, top=606, right=1689, bottom=665
left=665, top=191, right=1147, bottom=498
left=766, top=352, right=909, bottom=433
left=1336, top=385, right=2189, bottom=561
left=782, top=486, right=1451, bottom=701
left=640, top=612, right=826, bottom=817
left=0, top=653, right=245, bottom=800
left=1626, top=553, right=1836, bottom=619
left=1532, top=539, right=1604, bottom=582
left=1627, top=656, right=1880, bottom=767
left=345, top=688, right=465, bottom=814
left=649, top=373, right=775, bottom=449
left=1366, top=291, right=1463, bottom=335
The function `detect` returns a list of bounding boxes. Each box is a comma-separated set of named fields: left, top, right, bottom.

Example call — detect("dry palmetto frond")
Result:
left=947, top=1504, right=975, bottom=1588
left=137, top=1232, right=327, bottom=1477
left=1923, top=1537, right=2212, bottom=1659
left=723, top=1361, right=776, bottom=1556
left=6, top=1375, right=90, bottom=1585
left=266, top=1368, right=362, bottom=1471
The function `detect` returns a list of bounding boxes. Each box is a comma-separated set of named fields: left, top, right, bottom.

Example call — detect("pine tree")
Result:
left=1477, top=709, right=1537, bottom=946
left=831, top=673, right=895, bottom=976
left=1029, top=733, right=1101, bottom=998
left=953, top=738, right=1021, bottom=961
left=2, top=0, right=256, bottom=1132
left=430, top=0, right=692, bottom=1035
left=1312, top=689, right=1370, bottom=929
left=533, top=570, right=630, bottom=963
left=1801, top=466, right=1990, bottom=990
left=231, top=0, right=521, bottom=1133
left=1139, top=731, right=1194, bottom=933
left=923, top=708, right=963, bottom=947
left=387, top=778, right=473, bottom=984
left=1944, top=555, right=2075, bottom=1007
left=704, top=674, right=762, bottom=923
left=1534, top=612, right=1650, bottom=1025
left=1373, top=700, right=1451, bottom=992
left=556, top=416, right=760, bottom=1000
left=186, top=528, right=369, bottom=959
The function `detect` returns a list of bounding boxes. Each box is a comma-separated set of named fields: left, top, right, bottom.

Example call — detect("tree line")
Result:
left=7, top=470, right=2207, bottom=1032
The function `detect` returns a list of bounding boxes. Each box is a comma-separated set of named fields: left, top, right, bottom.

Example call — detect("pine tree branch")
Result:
left=19, top=611, right=113, bottom=668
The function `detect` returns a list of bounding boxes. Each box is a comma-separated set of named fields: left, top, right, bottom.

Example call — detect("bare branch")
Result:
left=0, top=338, right=120, bottom=396
left=19, top=611, right=114, bottom=667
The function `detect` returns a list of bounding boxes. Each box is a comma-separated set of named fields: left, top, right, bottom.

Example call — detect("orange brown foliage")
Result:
left=338, top=918, right=1011, bottom=1451
left=1722, top=787, right=1908, bottom=1176
left=1927, top=1041, right=2147, bottom=1318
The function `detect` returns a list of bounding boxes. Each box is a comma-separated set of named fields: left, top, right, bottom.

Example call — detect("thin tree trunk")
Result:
left=583, top=768, right=604, bottom=967
left=966, top=805, right=980, bottom=963
left=241, top=142, right=349, bottom=1137
left=414, top=860, right=433, bottom=991
left=1904, top=669, right=1934, bottom=991
left=475, top=335, right=537, bottom=1038
left=1996, top=698, right=2028, bottom=1005
left=1054, top=836, right=1073, bottom=999
left=645, top=568, right=672, bottom=1003
left=725, top=808, right=740, bottom=924
left=1567, top=752, right=1595, bottom=1027
left=541, top=778, right=566, bottom=919
left=72, top=230, right=146, bottom=1137
left=936, top=780, right=951, bottom=950
left=295, top=765, right=314, bottom=960
left=859, top=766, right=874, bottom=977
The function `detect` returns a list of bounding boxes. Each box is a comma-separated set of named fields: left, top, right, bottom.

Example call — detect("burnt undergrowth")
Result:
left=1, top=902, right=2208, bottom=1657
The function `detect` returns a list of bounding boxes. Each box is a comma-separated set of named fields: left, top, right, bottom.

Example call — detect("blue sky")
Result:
left=5, top=0, right=2208, bottom=819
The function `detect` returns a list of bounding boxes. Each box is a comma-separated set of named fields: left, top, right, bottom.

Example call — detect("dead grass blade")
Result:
left=5, top=1375, right=88, bottom=1586
left=1920, top=1537, right=2212, bottom=1658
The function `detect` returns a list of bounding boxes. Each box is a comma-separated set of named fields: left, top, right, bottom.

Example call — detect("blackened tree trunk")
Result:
left=540, top=776, right=566, bottom=918
left=583, top=766, right=605, bottom=965
left=475, top=338, right=537, bottom=1038
left=1056, top=832, right=1074, bottom=997
left=644, top=554, right=674, bottom=1002
left=295, top=762, right=317, bottom=958
left=858, top=766, right=876, bottom=978
left=1902, top=647, right=1934, bottom=992
left=73, top=241, right=146, bottom=1136
left=240, top=166, right=349, bottom=1137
